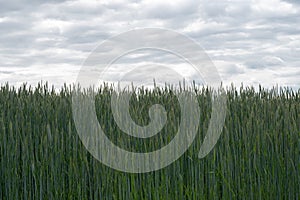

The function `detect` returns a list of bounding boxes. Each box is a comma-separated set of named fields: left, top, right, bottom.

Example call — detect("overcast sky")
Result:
left=0, top=0, right=299, bottom=89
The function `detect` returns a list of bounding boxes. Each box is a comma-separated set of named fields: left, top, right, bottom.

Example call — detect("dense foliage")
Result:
left=0, top=83, right=299, bottom=199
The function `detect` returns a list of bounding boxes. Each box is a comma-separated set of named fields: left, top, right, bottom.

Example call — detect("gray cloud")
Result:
left=0, top=0, right=299, bottom=88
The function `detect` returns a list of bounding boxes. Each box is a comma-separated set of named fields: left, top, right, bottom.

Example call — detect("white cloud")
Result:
left=0, top=0, right=299, bottom=89
left=251, top=0, right=297, bottom=17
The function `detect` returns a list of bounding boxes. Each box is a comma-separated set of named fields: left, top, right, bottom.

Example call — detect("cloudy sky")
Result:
left=0, top=0, right=299, bottom=89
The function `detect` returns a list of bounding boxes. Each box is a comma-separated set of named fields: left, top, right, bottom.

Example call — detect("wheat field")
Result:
left=0, top=83, right=299, bottom=199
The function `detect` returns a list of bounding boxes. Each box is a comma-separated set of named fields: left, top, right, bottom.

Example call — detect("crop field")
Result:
left=0, top=83, right=299, bottom=199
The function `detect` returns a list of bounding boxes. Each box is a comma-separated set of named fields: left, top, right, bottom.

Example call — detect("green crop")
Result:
left=0, top=83, right=299, bottom=199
